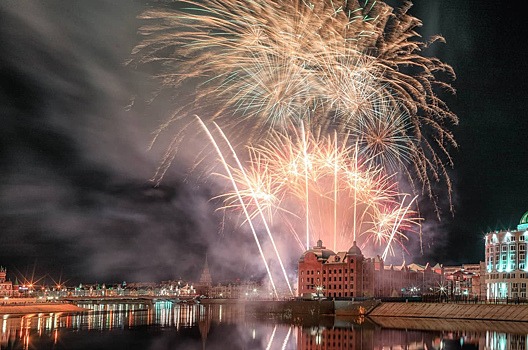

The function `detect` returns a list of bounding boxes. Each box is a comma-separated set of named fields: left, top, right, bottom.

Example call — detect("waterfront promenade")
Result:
left=0, top=303, right=87, bottom=315
left=3, top=297, right=528, bottom=324
left=368, top=302, right=528, bottom=322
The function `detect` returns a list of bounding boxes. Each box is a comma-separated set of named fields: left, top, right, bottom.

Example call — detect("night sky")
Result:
left=1, top=0, right=527, bottom=285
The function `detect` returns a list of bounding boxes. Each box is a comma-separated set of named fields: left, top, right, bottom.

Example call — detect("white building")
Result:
left=485, top=211, right=528, bottom=299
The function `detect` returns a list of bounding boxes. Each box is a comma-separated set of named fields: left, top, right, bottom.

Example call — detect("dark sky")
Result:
left=0, top=0, right=527, bottom=285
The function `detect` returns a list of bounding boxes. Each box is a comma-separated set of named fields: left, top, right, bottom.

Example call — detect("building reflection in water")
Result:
left=0, top=302, right=527, bottom=349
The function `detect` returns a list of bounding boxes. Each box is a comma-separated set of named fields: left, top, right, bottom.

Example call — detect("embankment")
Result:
left=368, top=302, right=528, bottom=322
left=0, top=303, right=88, bottom=315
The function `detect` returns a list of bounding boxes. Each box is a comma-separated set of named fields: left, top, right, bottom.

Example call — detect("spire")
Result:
left=199, top=254, right=213, bottom=286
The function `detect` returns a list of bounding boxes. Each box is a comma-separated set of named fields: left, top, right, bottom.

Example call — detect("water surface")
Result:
left=0, top=301, right=526, bottom=349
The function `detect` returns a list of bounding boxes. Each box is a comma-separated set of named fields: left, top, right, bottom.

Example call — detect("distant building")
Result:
left=443, top=263, right=485, bottom=300
left=195, top=255, right=213, bottom=296
left=0, top=267, right=13, bottom=297
left=297, top=240, right=443, bottom=299
left=485, top=210, right=528, bottom=299
left=209, top=280, right=262, bottom=299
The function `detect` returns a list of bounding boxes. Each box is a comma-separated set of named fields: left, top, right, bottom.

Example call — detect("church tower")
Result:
left=195, top=255, right=213, bottom=296
left=199, top=255, right=213, bottom=285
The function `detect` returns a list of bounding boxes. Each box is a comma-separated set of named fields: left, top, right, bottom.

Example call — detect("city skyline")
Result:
left=1, top=0, right=527, bottom=284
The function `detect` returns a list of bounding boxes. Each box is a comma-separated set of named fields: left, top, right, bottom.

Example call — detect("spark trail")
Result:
left=129, top=0, right=458, bottom=214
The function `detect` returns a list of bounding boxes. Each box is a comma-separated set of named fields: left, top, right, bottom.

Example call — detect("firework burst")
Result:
left=129, top=0, right=457, bottom=214
left=214, top=126, right=420, bottom=254
left=127, top=0, right=457, bottom=292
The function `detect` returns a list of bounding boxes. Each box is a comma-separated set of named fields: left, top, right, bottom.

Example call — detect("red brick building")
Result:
left=298, top=240, right=443, bottom=298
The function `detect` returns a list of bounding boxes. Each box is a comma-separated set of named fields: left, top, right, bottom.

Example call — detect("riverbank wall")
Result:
left=368, top=302, right=528, bottom=322
left=0, top=303, right=88, bottom=315
left=204, top=299, right=528, bottom=322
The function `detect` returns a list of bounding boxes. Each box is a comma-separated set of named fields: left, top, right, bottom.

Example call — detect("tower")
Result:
left=199, top=255, right=213, bottom=286
left=195, top=255, right=213, bottom=296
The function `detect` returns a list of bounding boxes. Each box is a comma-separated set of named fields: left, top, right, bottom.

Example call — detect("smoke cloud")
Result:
left=0, top=0, right=267, bottom=284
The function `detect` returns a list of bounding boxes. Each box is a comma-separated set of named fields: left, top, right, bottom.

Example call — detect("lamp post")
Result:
left=315, top=285, right=324, bottom=299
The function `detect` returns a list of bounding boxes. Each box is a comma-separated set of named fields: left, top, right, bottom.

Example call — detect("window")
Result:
left=502, top=246, right=508, bottom=252
left=511, top=245, right=516, bottom=251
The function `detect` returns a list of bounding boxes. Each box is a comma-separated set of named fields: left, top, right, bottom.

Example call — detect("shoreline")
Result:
left=0, top=303, right=89, bottom=315
left=3, top=299, right=528, bottom=323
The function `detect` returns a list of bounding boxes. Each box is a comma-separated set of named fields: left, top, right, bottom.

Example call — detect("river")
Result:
left=0, top=301, right=525, bottom=349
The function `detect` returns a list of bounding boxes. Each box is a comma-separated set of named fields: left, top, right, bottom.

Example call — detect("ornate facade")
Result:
left=0, top=267, right=14, bottom=297
left=485, top=211, right=528, bottom=299
left=298, top=240, right=444, bottom=298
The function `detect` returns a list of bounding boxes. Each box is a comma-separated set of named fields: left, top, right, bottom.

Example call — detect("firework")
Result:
left=214, top=125, right=420, bottom=255
left=128, top=0, right=457, bottom=292
left=129, top=0, right=457, bottom=212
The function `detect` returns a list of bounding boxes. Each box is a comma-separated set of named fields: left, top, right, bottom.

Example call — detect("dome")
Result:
left=347, top=241, right=363, bottom=256
left=299, top=240, right=335, bottom=262
left=518, top=210, right=528, bottom=231
left=521, top=211, right=528, bottom=225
